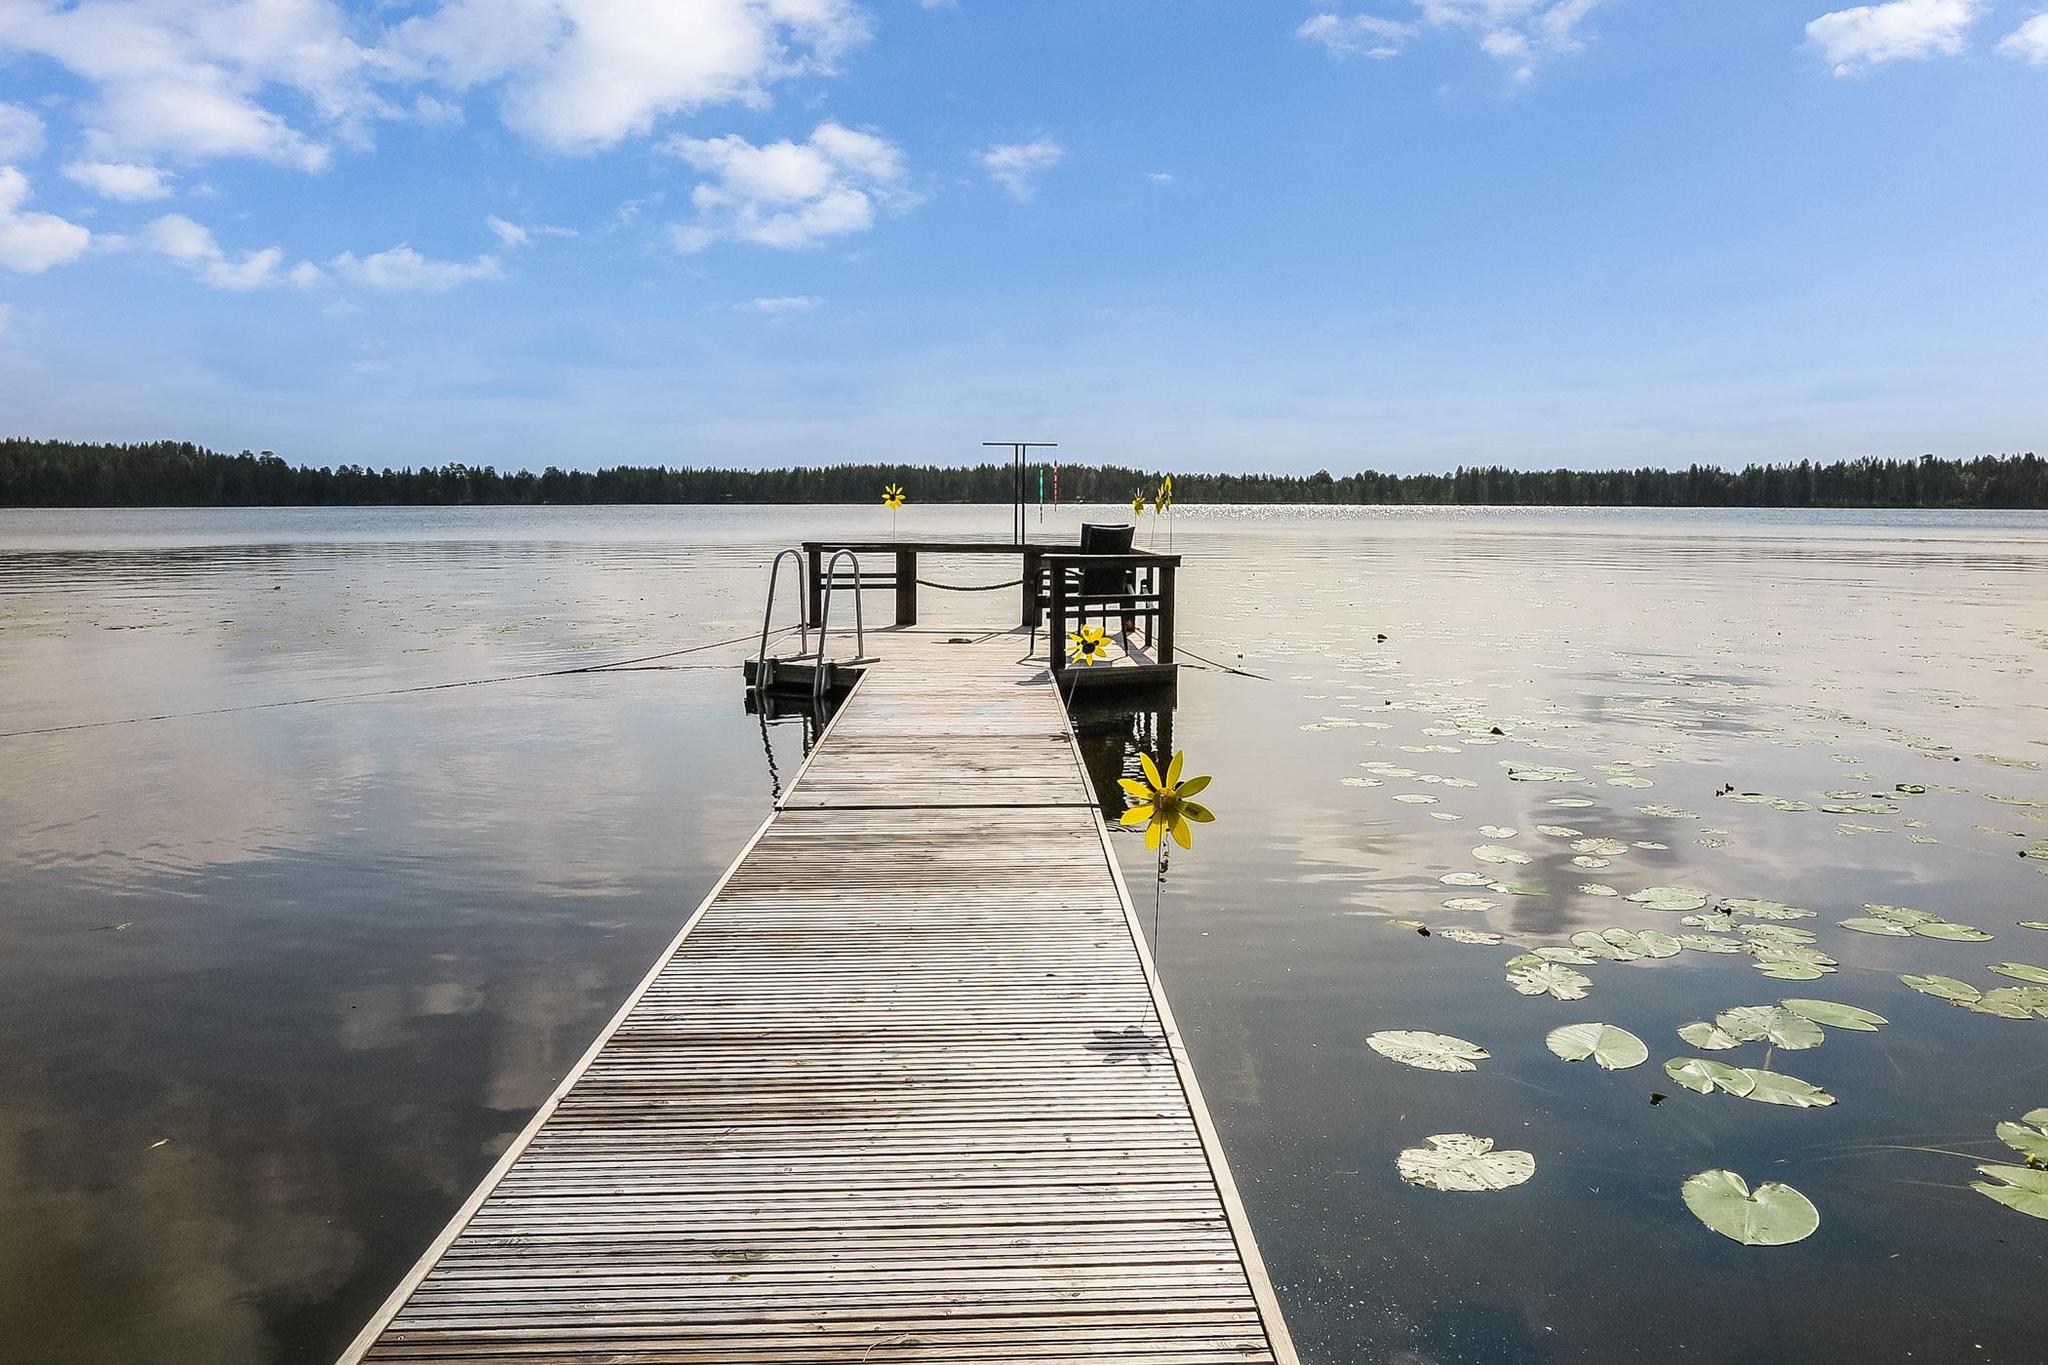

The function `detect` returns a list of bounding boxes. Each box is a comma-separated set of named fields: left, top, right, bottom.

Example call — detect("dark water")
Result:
left=2, top=505, right=2045, bottom=1363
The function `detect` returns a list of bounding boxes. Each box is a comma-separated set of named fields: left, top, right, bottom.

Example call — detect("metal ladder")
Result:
left=752, top=547, right=868, bottom=703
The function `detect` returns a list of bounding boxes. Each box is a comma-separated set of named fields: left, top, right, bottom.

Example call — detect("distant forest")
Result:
left=4, top=438, right=2045, bottom=509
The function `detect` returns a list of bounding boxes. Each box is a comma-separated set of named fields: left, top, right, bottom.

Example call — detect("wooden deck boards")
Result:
left=341, top=628, right=1294, bottom=1364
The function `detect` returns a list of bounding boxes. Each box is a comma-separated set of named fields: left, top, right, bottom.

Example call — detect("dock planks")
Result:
left=341, top=628, right=1295, bottom=1364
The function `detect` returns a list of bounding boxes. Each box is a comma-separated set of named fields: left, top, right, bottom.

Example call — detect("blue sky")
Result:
left=1, top=0, right=2044, bottom=474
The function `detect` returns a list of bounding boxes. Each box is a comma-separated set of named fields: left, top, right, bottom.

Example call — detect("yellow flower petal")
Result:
left=1138, top=752, right=1163, bottom=789
left=1120, top=804, right=1155, bottom=826
left=1144, top=820, right=1164, bottom=851
left=1165, top=751, right=1184, bottom=788
left=1169, top=817, right=1193, bottom=850
left=1184, top=802, right=1214, bottom=823
left=1177, top=773, right=1209, bottom=798
left=1117, top=778, right=1152, bottom=799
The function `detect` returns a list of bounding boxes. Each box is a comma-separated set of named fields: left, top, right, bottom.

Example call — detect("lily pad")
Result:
left=1438, top=927, right=1504, bottom=945
left=1780, top=999, right=1887, bottom=1031
left=1571, top=838, right=1629, bottom=856
left=1397, top=1133, right=1536, bottom=1192
left=1990, top=963, right=2048, bottom=985
left=1441, top=872, right=1494, bottom=887
left=1507, top=962, right=1592, bottom=1001
left=1441, top=897, right=1496, bottom=912
left=1682, top=1170, right=1820, bottom=1246
left=1715, top=1006, right=1824, bottom=1050
left=1968, top=987, right=2048, bottom=1019
left=1868, top=904, right=1941, bottom=927
left=1478, top=825, right=1519, bottom=839
left=1901, top=974, right=1982, bottom=1004
left=1546, top=1023, right=1648, bottom=1070
left=1911, top=920, right=1994, bottom=942
left=1724, top=897, right=1816, bottom=921
left=1678, top=1021, right=1743, bottom=1051
left=1474, top=844, right=1531, bottom=865
left=1972, top=1165, right=2048, bottom=1220
left=1838, top=917, right=1913, bottom=937
left=1739, top=1069, right=1836, bottom=1108
left=1676, top=933, right=1745, bottom=954
left=1626, top=886, right=1709, bottom=912
left=1491, top=879, right=1548, bottom=897
left=1579, top=883, right=1620, bottom=897
left=1665, top=1057, right=1755, bottom=1096
left=1368, top=1030, right=1490, bottom=1072
left=1994, top=1109, right=2048, bottom=1163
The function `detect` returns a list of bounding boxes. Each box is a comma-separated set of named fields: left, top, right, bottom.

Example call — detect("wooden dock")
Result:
left=341, top=627, right=1295, bottom=1364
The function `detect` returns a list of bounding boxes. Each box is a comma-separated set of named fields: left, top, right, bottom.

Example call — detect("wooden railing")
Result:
left=800, top=540, right=1064, bottom=630
left=1041, top=552, right=1179, bottom=674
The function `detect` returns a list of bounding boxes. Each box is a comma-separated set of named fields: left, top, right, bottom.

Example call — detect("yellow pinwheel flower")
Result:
left=1066, top=624, right=1113, bottom=667
left=1131, top=491, right=1147, bottom=515
left=882, top=483, right=906, bottom=509
left=1153, top=477, right=1173, bottom=514
left=1119, top=751, right=1214, bottom=851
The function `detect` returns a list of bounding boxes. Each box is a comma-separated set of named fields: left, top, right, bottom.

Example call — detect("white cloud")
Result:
left=0, top=166, right=92, bottom=273
left=142, top=212, right=316, bottom=288
left=1997, top=11, right=2048, bottom=62
left=0, top=0, right=874, bottom=171
left=487, top=215, right=529, bottom=248
left=976, top=138, right=1062, bottom=201
left=385, top=0, right=871, bottom=151
left=1147, top=171, right=1175, bottom=185
left=0, top=104, right=45, bottom=161
left=331, top=243, right=502, bottom=289
left=1805, top=0, right=1981, bottom=74
left=748, top=293, right=821, bottom=311
left=64, top=160, right=176, bottom=201
left=664, top=121, right=912, bottom=251
left=1297, top=13, right=1415, bottom=59
left=1299, top=1, right=1602, bottom=79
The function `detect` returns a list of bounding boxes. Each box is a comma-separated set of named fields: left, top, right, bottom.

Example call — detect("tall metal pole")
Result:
left=983, top=441, right=1057, bottom=546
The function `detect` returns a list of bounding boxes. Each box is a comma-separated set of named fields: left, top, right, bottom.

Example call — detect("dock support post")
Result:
left=1048, top=562, right=1067, bottom=675
left=1021, top=548, right=1041, bottom=628
left=895, top=548, right=917, bottom=627
left=804, top=543, right=824, bottom=628
left=1157, top=562, right=1176, bottom=665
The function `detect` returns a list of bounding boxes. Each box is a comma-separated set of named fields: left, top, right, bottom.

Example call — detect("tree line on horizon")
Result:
left=3, top=438, right=2045, bottom=509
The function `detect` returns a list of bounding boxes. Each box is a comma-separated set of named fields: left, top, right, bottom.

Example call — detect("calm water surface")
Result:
left=2, top=504, right=2045, bottom=1363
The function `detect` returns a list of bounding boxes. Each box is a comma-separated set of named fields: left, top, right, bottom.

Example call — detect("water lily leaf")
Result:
left=1739, top=1069, right=1836, bottom=1107
left=1838, top=917, right=1914, bottom=937
left=1971, top=1165, right=2048, bottom=1220
left=1394, top=794, right=1439, bottom=804
left=1548, top=796, right=1596, bottom=808
left=1716, top=1006, right=1824, bottom=1050
left=1441, top=897, right=1496, bottom=912
left=1509, top=946, right=1599, bottom=966
left=2021, top=922, right=2048, bottom=931
left=1474, top=844, right=1531, bottom=865
left=1968, top=987, right=2048, bottom=1019
left=1570, top=930, right=1636, bottom=962
left=1724, top=898, right=1817, bottom=921
left=1995, top=1113, right=2048, bottom=1163
left=1608, top=775, right=1654, bottom=788
left=1507, top=962, right=1593, bottom=1000
left=1547, top=1022, right=1648, bottom=1070
left=1441, top=872, right=1494, bottom=887
left=1537, top=824, right=1581, bottom=838
left=1678, top=1021, right=1743, bottom=1050
left=1912, top=920, right=1995, bottom=942
left=1572, top=855, right=1611, bottom=868
left=1478, top=825, right=1519, bottom=839
left=1368, top=1030, right=1490, bottom=1072
left=1990, top=963, right=2048, bottom=984
left=1438, top=927, right=1504, bottom=945
left=1638, top=930, right=1684, bottom=958
left=1683, top=1170, right=1820, bottom=1246
left=1627, top=885, right=1709, bottom=912
left=1868, top=904, right=1941, bottom=927
left=1676, top=933, right=1745, bottom=954
left=1491, top=880, right=1548, bottom=896
left=1901, top=974, right=1982, bottom=1004
left=1756, top=960, right=1830, bottom=981
left=1739, top=924, right=1819, bottom=946
left=1780, top=999, right=1887, bottom=1031
left=1579, top=882, right=1619, bottom=897
left=1571, top=838, right=1629, bottom=856
left=1665, top=1057, right=1755, bottom=1096
left=1397, top=1133, right=1536, bottom=1192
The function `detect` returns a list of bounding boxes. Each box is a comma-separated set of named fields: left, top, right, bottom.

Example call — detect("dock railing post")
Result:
left=895, top=548, right=917, bottom=627
left=1157, top=562, right=1176, bottom=665
left=804, top=542, right=824, bottom=629
left=1048, top=560, right=1068, bottom=674
left=1021, top=547, right=1041, bottom=629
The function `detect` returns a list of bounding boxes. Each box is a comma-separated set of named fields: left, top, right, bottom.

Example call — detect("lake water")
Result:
left=2, top=504, right=2045, bottom=1364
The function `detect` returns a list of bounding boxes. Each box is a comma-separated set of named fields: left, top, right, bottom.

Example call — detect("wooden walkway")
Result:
left=341, top=628, right=1295, bottom=1364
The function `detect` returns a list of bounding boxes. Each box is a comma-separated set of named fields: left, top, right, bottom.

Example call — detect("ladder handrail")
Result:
left=814, top=549, right=867, bottom=703
left=753, top=548, right=811, bottom=688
